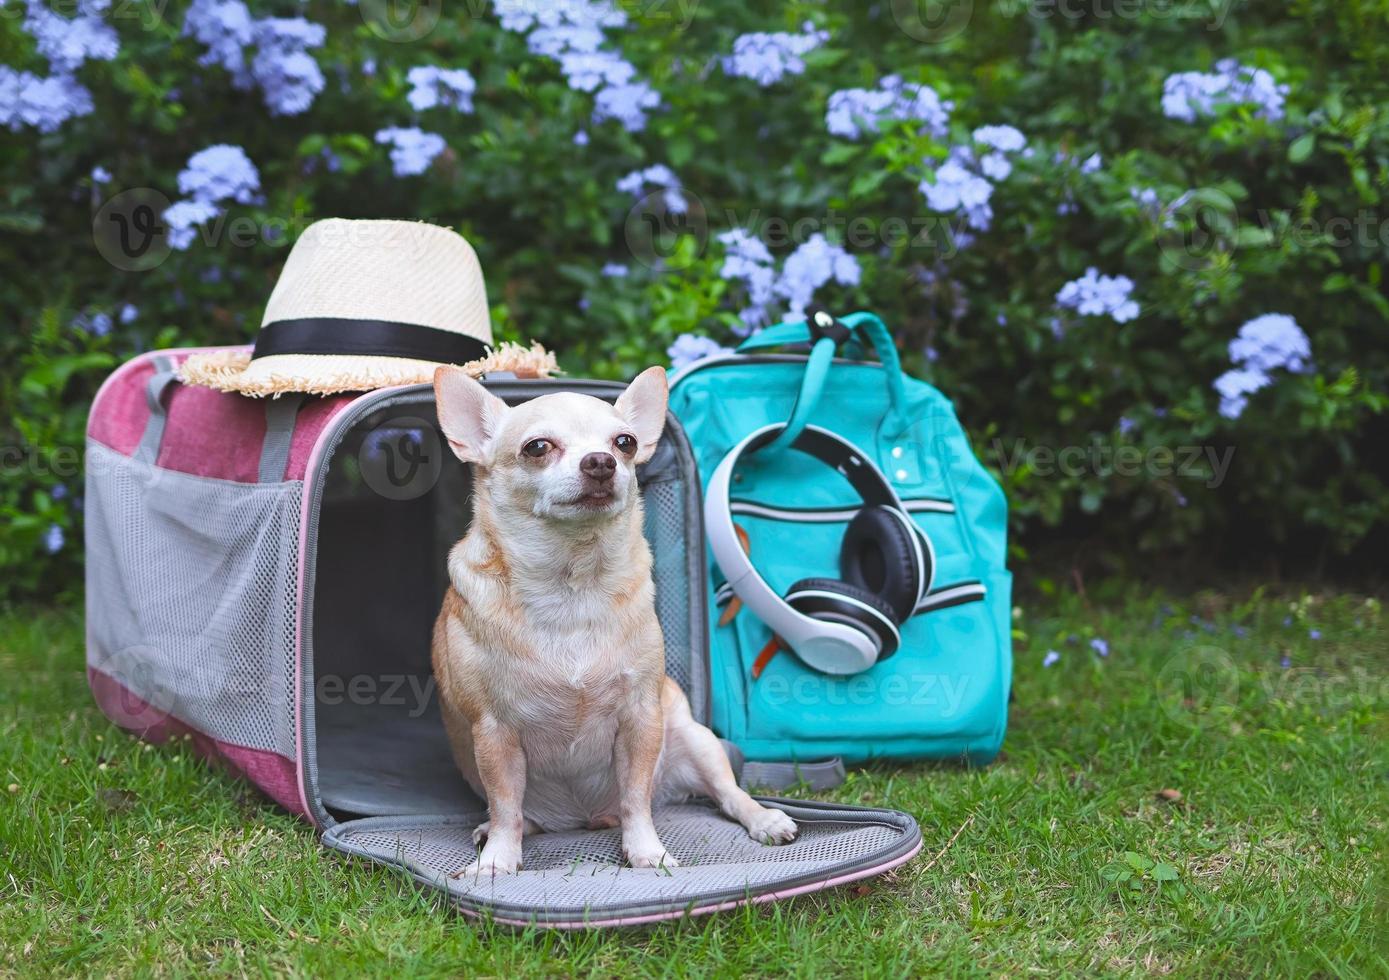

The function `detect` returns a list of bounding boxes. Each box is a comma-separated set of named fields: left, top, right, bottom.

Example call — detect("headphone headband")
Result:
left=705, top=423, right=917, bottom=675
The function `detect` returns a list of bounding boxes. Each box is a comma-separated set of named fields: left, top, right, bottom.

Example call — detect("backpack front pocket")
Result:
left=706, top=503, right=1007, bottom=761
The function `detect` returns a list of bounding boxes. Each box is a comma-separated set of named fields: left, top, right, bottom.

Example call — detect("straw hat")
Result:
left=179, top=218, right=556, bottom=397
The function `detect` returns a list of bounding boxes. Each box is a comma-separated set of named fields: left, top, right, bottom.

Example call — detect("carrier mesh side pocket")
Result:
left=85, top=442, right=301, bottom=758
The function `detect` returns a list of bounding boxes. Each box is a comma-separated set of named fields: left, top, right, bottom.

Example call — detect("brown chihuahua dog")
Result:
left=432, top=366, right=797, bottom=877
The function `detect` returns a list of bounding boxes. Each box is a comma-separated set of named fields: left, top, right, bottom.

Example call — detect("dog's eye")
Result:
left=614, top=434, right=638, bottom=456
left=521, top=439, right=552, bottom=458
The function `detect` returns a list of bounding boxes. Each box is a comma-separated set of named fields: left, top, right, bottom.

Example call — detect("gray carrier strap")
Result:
left=259, top=393, right=306, bottom=483
left=132, top=356, right=304, bottom=483
left=133, top=356, right=179, bottom=465
left=721, top=740, right=846, bottom=791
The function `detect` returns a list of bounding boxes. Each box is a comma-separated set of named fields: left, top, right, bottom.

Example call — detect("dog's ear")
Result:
left=435, top=366, right=508, bottom=464
left=614, top=366, right=668, bottom=464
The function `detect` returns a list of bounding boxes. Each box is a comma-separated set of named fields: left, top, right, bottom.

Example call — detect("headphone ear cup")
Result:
left=840, top=506, right=925, bottom=621
left=784, top=577, right=900, bottom=659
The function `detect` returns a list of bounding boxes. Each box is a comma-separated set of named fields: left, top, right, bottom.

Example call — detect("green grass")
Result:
left=2, top=587, right=1386, bottom=977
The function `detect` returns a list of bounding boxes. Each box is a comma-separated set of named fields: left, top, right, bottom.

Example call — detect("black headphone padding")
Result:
left=841, top=506, right=925, bottom=622
left=784, top=577, right=901, bottom=659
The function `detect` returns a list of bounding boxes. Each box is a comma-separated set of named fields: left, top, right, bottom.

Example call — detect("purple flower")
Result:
left=601, top=262, right=628, bottom=277
left=558, top=50, right=634, bottom=92
left=1056, top=268, right=1140, bottom=324
left=178, top=145, right=261, bottom=205
left=1130, top=187, right=1162, bottom=217
left=972, top=124, right=1026, bottom=153
left=1228, top=314, right=1311, bottom=374
left=249, top=18, right=326, bottom=116
left=183, top=0, right=255, bottom=76
left=667, top=333, right=733, bottom=370
left=775, top=234, right=860, bottom=319
left=592, top=81, right=659, bottom=131
left=722, top=24, right=828, bottom=86
left=0, top=68, right=94, bottom=133
left=979, top=152, right=1013, bottom=181
left=73, top=310, right=112, bottom=336
left=1118, top=416, right=1136, bottom=436
left=527, top=24, right=605, bottom=58
left=52, top=484, right=68, bottom=501
left=1213, top=367, right=1271, bottom=419
left=1162, top=59, right=1288, bottom=124
left=1279, top=654, right=1292, bottom=668
left=918, top=138, right=1022, bottom=233
left=616, top=164, right=686, bottom=213
left=406, top=66, right=477, bottom=112
left=1308, top=629, right=1322, bottom=640
left=22, top=0, right=119, bottom=73
left=1079, top=152, right=1103, bottom=174
left=919, top=155, right=994, bottom=232
left=573, top=129, right=590, bottom=146
left=375, top=127, right=447, bottom=177
left=826, top=76, right=951, bottom=140
left=494, top=0, right=657, bottom=132
left=1090, top=637, right=1109, bottom=657
left=91, top=165, right=112, bottom=184
left=44, top=524, right=64, bottom=554
left=162, top=199, right=221, bottom=251
left=1042, top=650, right=1060, bottom=667
left=493, top=0, right=625, bottom=34
left=718, top=229, right=777, bottom=332
left=182, top=4, right=325, bottom=116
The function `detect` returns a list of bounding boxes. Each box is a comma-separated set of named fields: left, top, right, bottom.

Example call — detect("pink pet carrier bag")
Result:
left=84, top=347, right=922, bottom=928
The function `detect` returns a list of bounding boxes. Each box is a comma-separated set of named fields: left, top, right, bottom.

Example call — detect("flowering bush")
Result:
left=2, top=0, right=1387, bottom=599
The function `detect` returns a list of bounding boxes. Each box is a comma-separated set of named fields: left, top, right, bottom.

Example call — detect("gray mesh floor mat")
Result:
left=322, top=799, right=920, bottom=927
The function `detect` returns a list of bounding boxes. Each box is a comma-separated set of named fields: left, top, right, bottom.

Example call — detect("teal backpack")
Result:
left=668, top=310, right=1012, bottom=780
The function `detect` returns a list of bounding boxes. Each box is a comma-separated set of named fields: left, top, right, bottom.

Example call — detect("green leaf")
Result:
left=1152, top=863, right=1180, bottom=882
left=1123, top=852, right=1155, bottom=872
left=1235, top=225, right=1274, bottom=249
left=848, top=169, right=890, bottom=199
left=1288, top=133, right=1316, bottom=163
left=821, top=143, right=862, bottom=166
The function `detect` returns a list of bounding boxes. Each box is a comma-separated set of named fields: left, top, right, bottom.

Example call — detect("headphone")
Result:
left=705, top=423, right=936, bottom=675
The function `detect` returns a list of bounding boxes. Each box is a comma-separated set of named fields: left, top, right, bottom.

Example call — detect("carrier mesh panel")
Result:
left=85, top=442, right=300, bottom=757
left=641, top=479, right=691, bottom=695
left=327, top=801, right=910, bottom=918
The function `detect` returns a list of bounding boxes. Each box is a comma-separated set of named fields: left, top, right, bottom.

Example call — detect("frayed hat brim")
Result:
left=178, top=342, right=559, bottom=397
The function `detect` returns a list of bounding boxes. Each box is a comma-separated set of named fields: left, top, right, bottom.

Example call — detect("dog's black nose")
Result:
left=580, top=452, right=616, bottom=481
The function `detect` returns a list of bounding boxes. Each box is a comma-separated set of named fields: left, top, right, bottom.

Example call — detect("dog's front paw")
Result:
left=746, top=806, right=799, bottom=845
left=624, top=842, right=680, bottom=870
left=453, top=840, right=523, bottom=879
